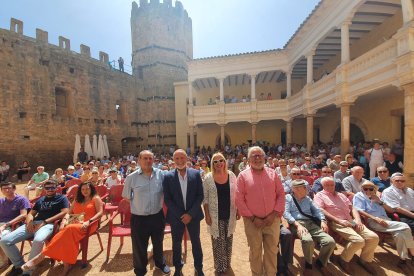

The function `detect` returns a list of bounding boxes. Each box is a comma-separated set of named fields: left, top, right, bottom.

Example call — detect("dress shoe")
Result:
left=195, top=267, right=204, bottom=276
left=173, top=267, right=182, bottom=276
left=7, top=266, right=23, bottom=276
left=155, top=264, right=171, bottom=275
left=397, top=260, right=410, bottom=275
left=357, top=258, right=377, bottom=275
left=337, top=256, right=353, bottom=275
left=315, top=259, right=333, bottom=276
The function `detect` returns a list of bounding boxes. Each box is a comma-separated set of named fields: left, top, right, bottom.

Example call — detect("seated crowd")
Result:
left=0, top=139, right=412, bottom=276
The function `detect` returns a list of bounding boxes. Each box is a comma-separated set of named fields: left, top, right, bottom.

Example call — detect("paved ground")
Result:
left=0, top=183, right=410, bottom=275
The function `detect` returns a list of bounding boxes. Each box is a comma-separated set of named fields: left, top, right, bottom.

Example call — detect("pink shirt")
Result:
left=314, top=190, right=352, bottom=221
left=235, top=167, right=285, bottom=218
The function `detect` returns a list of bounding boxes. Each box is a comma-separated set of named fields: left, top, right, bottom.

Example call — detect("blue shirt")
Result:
left=283, top=194, right=325, bottom=224
left=370, top=177, right=390, bottom=192
left=122, top=167, right=164, bottom=216
left=353, top=191, right=387, bottom=218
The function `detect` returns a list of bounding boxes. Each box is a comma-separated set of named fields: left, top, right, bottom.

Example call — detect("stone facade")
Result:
left=0, top=0, right=192, bottom=169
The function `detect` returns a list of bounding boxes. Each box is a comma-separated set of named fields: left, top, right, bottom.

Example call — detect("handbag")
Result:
left=291, top=196, right=322, bottom=227
left=65, top=213, right=85, bottom=226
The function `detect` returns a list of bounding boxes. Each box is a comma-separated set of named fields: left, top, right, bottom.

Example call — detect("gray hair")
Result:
left=321, top=177, right=334, bottom=186
left=247, top=146, right=265, bottom=159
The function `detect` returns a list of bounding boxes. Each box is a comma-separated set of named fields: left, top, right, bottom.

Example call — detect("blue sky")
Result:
left=0, top=0, right=320, bottom=73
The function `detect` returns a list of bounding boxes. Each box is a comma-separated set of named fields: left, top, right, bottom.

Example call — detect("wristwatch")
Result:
left=379, top=201, right=384, bottom=205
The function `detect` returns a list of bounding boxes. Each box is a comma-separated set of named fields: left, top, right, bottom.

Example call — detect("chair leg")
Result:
left=120, top=236, right=124, bottom=246
left=96, top=232, right=104, bottom=251
left=106, top=234, right=112, bottom=262
left=81, top=237, right=89, bottom=267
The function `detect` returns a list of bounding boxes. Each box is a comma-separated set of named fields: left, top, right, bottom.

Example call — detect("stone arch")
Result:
left=215, top=132, right=231, bottom=147
left=332, top=117, right=369, bottom=144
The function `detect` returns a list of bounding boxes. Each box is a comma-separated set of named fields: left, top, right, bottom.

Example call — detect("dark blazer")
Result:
left=162, top=168, right=204, bottom=224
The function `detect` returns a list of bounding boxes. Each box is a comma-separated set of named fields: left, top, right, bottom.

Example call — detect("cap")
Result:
left=67, top=165, right=75, bottom=170
left=291, top=179, right=306, bottom=188
left=373, top=138, right=381, bottom=144
left=89, top=162, right=94, bottom=165
left=242, top=157, right=247, bottom=160
left=131, top=161, right=137, bottom=164
left=361, top=181, right=377, bottom=190
left=109, top=168, right=117, bottom=173
left=339, top=161, right=348, bottom=166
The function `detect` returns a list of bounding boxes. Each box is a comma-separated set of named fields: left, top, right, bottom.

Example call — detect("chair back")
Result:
left=66, top=185, right=79, bottom=202
left=108, top=185, right=124, bottom=206
left=66, top=179, right=82, bottom=188
left=302, top=176, right=315, bottom=187
left=95, top=185, right=109, bottom=198
left=117, top=199, right=131, bottom=227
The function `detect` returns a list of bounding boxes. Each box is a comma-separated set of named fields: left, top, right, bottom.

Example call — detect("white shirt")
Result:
left=178, top=170, right=188, bottom=209
left=382, top=185, right=414, bottom=211
left=370, top=148, right=384, bottom=164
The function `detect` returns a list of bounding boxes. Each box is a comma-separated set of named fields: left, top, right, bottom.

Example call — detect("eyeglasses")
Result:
left=363, top=187, right=374, bottom=191
left=213, top=159, right=225, bottom=164
left=340, top=165, right=348, bottom=167
left=44, top=186, right=57, bottom=191
left=394, top=179, right=405, bottom=183
left=289, top=161, right=295, bottom=163
left=280, top=165, right=287, bottom=167
left=251, top=154, right=264, bottom=159
left=378, top=170, right=388, bottom=173
left=1, top=187, right=12, bottom=190
left=322, top=171, right=331, bottom=174
left=291, top=173, right=301, bottom=176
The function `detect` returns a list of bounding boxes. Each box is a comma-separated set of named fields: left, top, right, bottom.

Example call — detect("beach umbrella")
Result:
left=103, top=135, right=110, bottom=158
left=92, top=135, right=98, bottom=159
left=97, top=135, right=105, bottom=160
left=73, top=134, right=81, bottom=164
left=84, top=135, right=93, bottom=160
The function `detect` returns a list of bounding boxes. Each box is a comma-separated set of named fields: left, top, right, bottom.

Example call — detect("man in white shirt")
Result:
left=365, top=139, right=385, bottom=179
left=382, top=173, right=414, bottom=233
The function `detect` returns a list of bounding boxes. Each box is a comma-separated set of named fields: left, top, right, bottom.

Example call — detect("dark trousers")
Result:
left=131, top=210, right=165, bottom=276
left=171, top=219, right=203, bottom=269
left=277, top=226, right=293, bottom=274
left=399, top=216, right=414, bottom=233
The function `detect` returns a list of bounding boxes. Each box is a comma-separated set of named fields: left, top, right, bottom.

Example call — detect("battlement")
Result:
left=131, top=0, right=190, bottom=20
left=2, top=17, right=120, bottom=70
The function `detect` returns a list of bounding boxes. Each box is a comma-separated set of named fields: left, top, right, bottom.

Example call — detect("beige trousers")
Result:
left=243, top=217, right=280, bottom=276
left=331, top=221, right=379, bottom=262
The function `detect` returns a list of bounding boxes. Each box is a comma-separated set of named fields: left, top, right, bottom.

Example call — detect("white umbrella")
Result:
left=84, top=135, right=93, bottom=160
left=103, top=135, right=110, bottom=158
left=97, top=135, right=105, bottom=160
left=73, top=134, right=81, bottom=164
left=92, top=135, right=98, bottom=159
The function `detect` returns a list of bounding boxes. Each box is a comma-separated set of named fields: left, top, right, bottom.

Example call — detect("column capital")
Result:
left=283, top=118, right=293, bottom=123
left=341, top=19, right=352, bottom=27
left=216, top=76, right=226, bottom=82
left=306, top=48, right=316, bottom=58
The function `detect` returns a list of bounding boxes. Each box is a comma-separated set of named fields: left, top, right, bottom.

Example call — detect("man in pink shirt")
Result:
left=314, top=177, right=378, bottom=275
left=236, top=146, right=285, bottom=276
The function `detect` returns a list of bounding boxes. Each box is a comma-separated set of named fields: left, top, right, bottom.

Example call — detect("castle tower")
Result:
left=131, top=0, right=193, bottom=150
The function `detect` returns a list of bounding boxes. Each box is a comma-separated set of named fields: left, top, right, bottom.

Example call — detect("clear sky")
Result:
left=0, top=0, right=320, bottom=73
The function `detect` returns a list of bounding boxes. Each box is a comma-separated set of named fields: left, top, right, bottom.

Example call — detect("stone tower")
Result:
left=131, top=0, right=193, bottom=150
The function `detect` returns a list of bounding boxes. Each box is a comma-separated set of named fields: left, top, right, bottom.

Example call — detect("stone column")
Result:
left=402, top=0, right=414, bottom=23
left=188, top=82, right=193, bottom=106
left=251, top=123, right=257, bottom=144
left=286, top=120, right=293, bottom=145
left=219, top=78, right=224, bottom=102
left=220, top=124, right=225, bottom=148
left=306, top=50, right=315, bottom=84
left=189, top=126, right=195, bottom=153
left=250, top=74, right=256, bottom=100
left=286, top=71, right=292, bottom=98
left=306, top=115, right=314, bottom=152
left=403, top=83, right=414, bottom=187
left=341, top=20, right=351, bottom=64
left=340, top=103, right=352, bottom=156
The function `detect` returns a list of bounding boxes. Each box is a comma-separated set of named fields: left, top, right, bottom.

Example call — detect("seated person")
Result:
left=80, top=167, right=91, bottom=182
left=353, top=181, right=414, bottom=273
left=370, top=166, right=390, bottom=193
left=277, top=159, right=291, bottom=185
left=299, top=157, right=313, bottom=174
left=283, top=168, right=310, bottom=194
left=328, top=155, right=341, bottom=172
left=385, top=153, right=403, bottom=175
left=284, top=180, right=335, bottom=275
left=97, top=165, right=108, bottom=179
left=65, top=165, right=80, bottom=182
left=277, top=222, right=294, bottom=276
left=24, top=166, right=49, bottom=198
left=312, top=156, right=324, bottom=170
left=74, top=162, right=84, bottom=176
left=126, top=161, right=138, bottom=176
left=333, top=161, right=349, bottom=183
left=16, top=161, right=31, bottom=182
left=342, top=166, right=367, bottom=198
left=105, top=169, right=121, bottom=188
left=90, top=170, right=103, bottom=186
left=311, top=166, right=345, bottom=195
left=22, top=182, right=103, bottom=275
left=51, top=168, right=65, bottom=189
left=0, top=182, right=30, bottom=269
left=314, top=177, right=379, bottom=275
left=0, top=180, right=69, bottom=275
left=382, top=173, right=414, bottom=233
left=0, top=161, right=10, bottom=182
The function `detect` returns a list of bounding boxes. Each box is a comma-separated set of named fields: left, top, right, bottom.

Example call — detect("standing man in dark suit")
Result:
left=163, top=149, right=204, bottom=276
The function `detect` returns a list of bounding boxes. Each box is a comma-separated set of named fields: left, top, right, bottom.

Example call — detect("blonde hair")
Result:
left=210, top=152, right=228, bottom=177
left=54, top=168, right=63, bottom=174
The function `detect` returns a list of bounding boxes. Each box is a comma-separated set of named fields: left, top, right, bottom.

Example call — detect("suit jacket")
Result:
left=162, top=168, right=204, bottom=224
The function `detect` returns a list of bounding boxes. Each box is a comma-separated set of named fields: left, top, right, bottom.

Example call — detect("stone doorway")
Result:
left=333, top=123, right=365, bottom=144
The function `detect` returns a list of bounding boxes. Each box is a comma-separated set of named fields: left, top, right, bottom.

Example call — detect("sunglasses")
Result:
left=251, top=154, right=264, bottom=159
left=378, top=170, right=388, bottom=173
left=322, top=171, right=331, bottom=173
left=291, top=173, right=301, bottom=176
left=44, top=186, right=57, bottom=191
left=363, top=187, right=374, bottom=191
left=213, top=159, right=225, bottom=164
left=394, top=179, right=405, bottom=183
